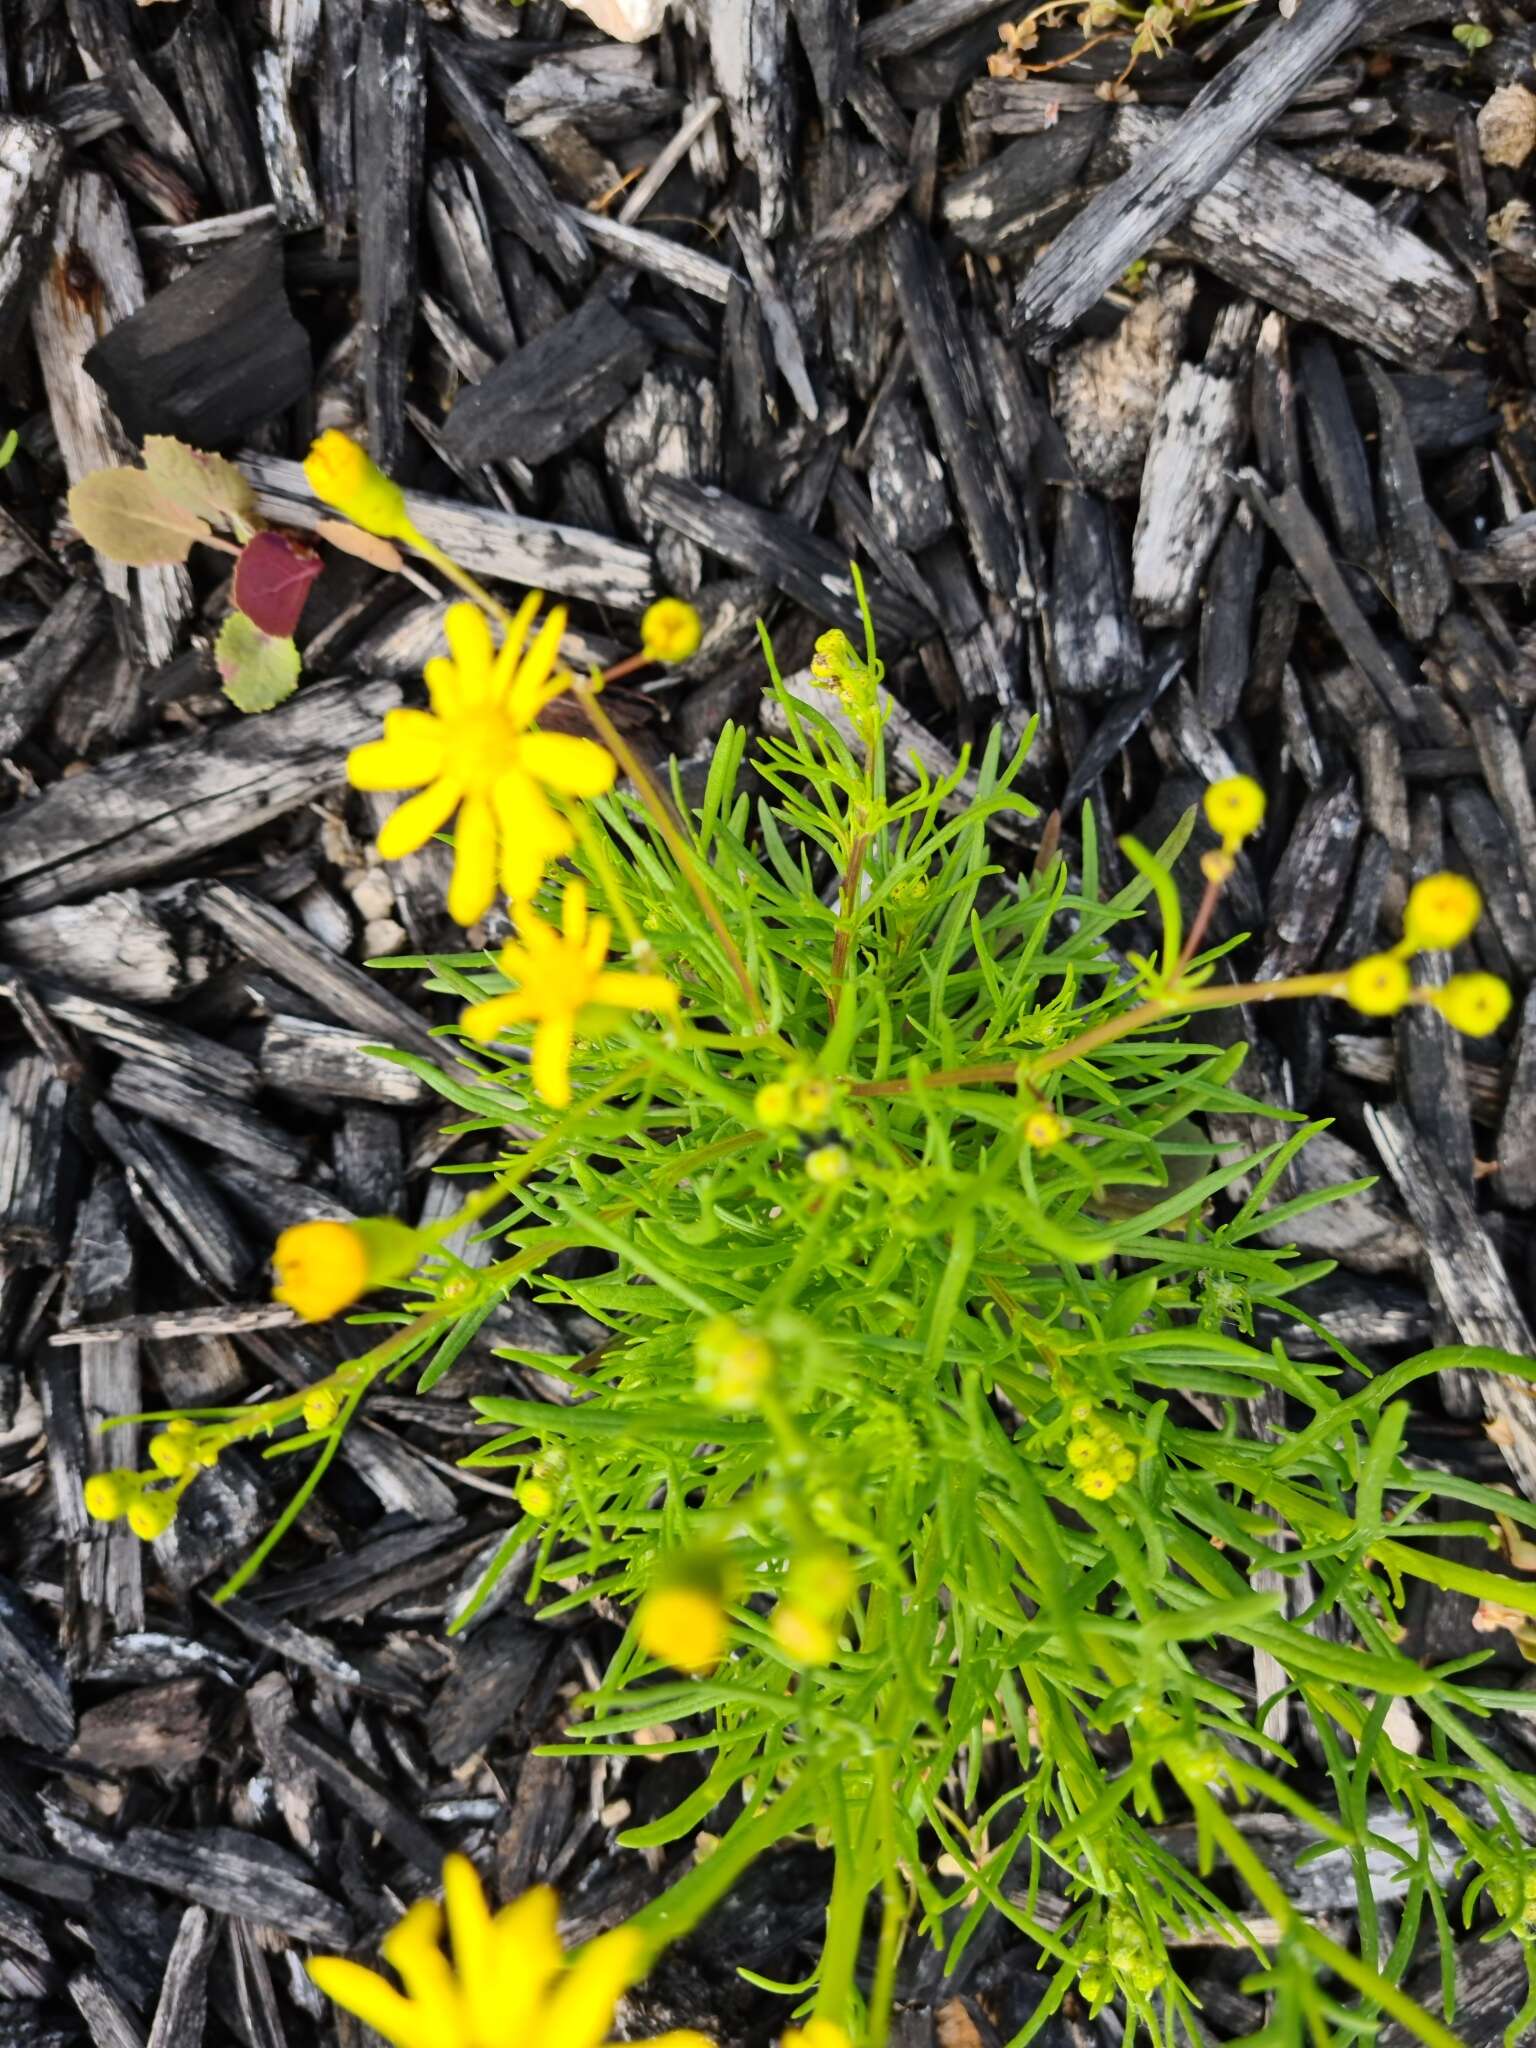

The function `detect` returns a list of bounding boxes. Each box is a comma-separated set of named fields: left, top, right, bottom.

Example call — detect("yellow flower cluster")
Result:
left=1341, top=871, right=1511, bottom=1035
left=1063, top=1402, right=1138, bottom=1502
left=1077, top=1906, right=1167, bottom=2005
left=308, top=1856, right=710, bottom=2048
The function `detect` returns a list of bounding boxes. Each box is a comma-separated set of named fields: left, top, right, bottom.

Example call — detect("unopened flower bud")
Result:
left=303, top=430, right=414, bottom=541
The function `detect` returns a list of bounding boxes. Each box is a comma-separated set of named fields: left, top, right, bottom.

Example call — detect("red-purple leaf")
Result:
left=233, top=530, right=324, bottom=638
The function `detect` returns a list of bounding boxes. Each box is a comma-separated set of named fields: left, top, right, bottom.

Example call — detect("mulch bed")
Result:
left=3, top=0, right=1536, bottom=2041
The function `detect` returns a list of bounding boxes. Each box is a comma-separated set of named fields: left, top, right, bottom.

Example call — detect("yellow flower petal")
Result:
left=445, top=602, right=496, bottom=706
left=493, top=772, right=574, bottom=900
left=448, top=794, right=499, bottom=926
left=540, top=1926, right=643, bottom=2048
left=442, top=1855, right=498, bottom=2046
left=381, top=1902, right=461, bottom=2033
left=520, top=731, right=617, bottom=798
left=631, top=2035, right=716, bottom=2047
left=531, top=1012, right=575, bottom=1107
left=562, top=880, right=589, bottom=944
left=507, top=605, right=569, bottom=725
left=377, top=776, right=462, bottom=860
left=483, top=1885, right=564, bottom=2048
left=305, top=1959, right=443, bottom=2048
left=589, top=971, right=678, bottom=1013
left=462, top=991, right=538, bottom=1043
left=348, top=710, right=446, bottom=791
left=489, top=590, right=543, bottom=703
left=423, top=655, right=462, bottom=719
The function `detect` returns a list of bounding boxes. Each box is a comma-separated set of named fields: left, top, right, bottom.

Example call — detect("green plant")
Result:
left=87, top=457, right=1536, bottom=2047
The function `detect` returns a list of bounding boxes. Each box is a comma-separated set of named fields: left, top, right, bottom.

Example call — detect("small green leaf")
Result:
left=0, top=429, right=17, bottom=472
left=215, top=612, right=300, bottom=712
left=141, top=436, right=259, bottom=537
left=68, top=466, right=211, bottom=566
left=1452, top=20, right=1492, bottom=49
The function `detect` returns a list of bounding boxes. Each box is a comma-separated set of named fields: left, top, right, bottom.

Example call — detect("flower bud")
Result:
left=83, top=1470, right=138, bottom=1522
left=641, top=597, right=702, bottom=664
left=303, top=430, right=414, bottom=541
left=636, top=1586, right=727, bottom=1675
left=1023, top=1107, right=1067, bottom=1149
left=1430, top=972, right=1513, bottom=1037
left=273, top=1220, right=371, bottom=1322
left=754, top=1081, right=795, bottom=1128
left=694, top=1315, right=773, bottom=1412
left=1403, top=871, right=1482, bottom=952
left=148, top=1430, right=194, bottom=1477
left=1343, top=953, right=1411, bottom=1018
left=302, top=1387, right=341, bottom=1431
left=805, top=1144, right=851, bottom=1186
left=770, top=1601, right=837, bottom=1666
left=517, top=1471, right=558, bottom=1518
left=126, top=1489, right=179, bottom=1542
left=1202, top=775, right=1265, bottom=854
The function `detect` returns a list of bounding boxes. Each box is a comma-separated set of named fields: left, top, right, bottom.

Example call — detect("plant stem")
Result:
left=574, top=678, right=768, bottom=1029
left=400, top=522, right=519, bottom=633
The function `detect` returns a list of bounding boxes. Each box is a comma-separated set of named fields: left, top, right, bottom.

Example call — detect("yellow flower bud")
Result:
left=148, top=1430, right=193, bottom=1477
left=302, top=1387, right=341, bottom=1431
left=272, top=1220, right=371, bottom=1323
left=754, top=1081, right=795, bottom=1128
left=1202, top=775, right=1265, bottom=853
left=83, top=1470, right=138, bottom=1522
left=637, top=1586, right=727, bottom=1675
left=1023, top=1107, right=1067, bottom=1149
left=126, top=1489, right=179, bottom=1542
left=1109, top=1445, right=1138, bottom=1484
left=805, top=1144, right=851, bottom=1186
left=302, top=430, right=414, bottom=540
left=1066, top=1433, right=1099, bottom=1469
left=785, top=1549, right=855, bottom=1620
left=1429, top=972, right=1513, bottom=1037
left=1077, top=1466, right=1119, bottom=1501
left=1403, top=871, right=1481, bottom=951
left=517, top=1472, right=558, bottom=1518
left=641, top=597, right=703, bottom=664
left=1343, top=953, right=1412, bottom=1018
left=771, top=1601, right=838, bottom=1666
left=794, top=1078, right=835, bottom=1125
left=694, top=1315, right=774, bottom=1411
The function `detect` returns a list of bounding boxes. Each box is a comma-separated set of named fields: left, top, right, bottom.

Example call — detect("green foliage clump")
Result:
left=371, top=611, right=1536, bottom=2048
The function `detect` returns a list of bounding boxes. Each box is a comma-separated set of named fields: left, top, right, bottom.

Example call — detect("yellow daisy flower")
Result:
left=308, top=1856, right=710, bottom=2048
left=347, top=598, right=616, bottom=926
left=461, top=880, right=677, bottom=1109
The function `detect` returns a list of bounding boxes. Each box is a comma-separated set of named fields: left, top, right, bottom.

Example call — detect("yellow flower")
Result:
left=1429, top=972, right=1513, bottom=1037
left=1023, top=1107, right=1067, bottom=1149
left=641, top=597, right=703, bottom=664
left=754, top=1081, right=795, bottom=1127
left=637, top=1586, right=727, bottom=1675
left=805, top=1145, right=851, bottom=1186
left=1202, top=775, right=1265, bottom=854
left=461, top=880, right=677, bottom=1109
left=348, top=598, right=616, bottom=926
left=308, top=1856, right=711, bottom=2048
left=782, top=2024, right=854, bottom=2048
left=126, top=1489, right=179, bottom=1541
left=1066, top=1433, right=1099, bottom=1470
left=148, top=1427, right=195, bottom=1477
left=303, top=429, right=415, bottom=542
left=1403, top=871, right=1481, bottom=952
left=517, top=1472, right=558, bottom=1518
left=273, top=1220, right=371, bottom=1323
left=1343, top=953, right=1411, bottom=1017
left=1078, top=1467, right=1118, bottom=1502
left=83, top=1471, right=138, bottom=1522
left=303, top=1388, right=341, bottom=1431
left=694, top=1317, right=774, bottom=1412
left=771, top=1602, right=838, bottom=1666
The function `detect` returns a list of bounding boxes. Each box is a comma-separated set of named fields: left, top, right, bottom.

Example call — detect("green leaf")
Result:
left=68, top=466, right=211, bottom=566
left=0, top=429, right=17, bottom=472
left=141, top=436, right=259, bottom=537
left=215, top=612, right=300, bottom=712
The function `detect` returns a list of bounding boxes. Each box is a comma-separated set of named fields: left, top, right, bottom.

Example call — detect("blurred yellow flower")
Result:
left=1429, top=972, right=1513, bottom=1037
left=771, top=1602, right=838, bottom=1666
left=348, top=598, right=616, bottom=926
left=1343, top=954, right=1411, bottom=1017
left=1202, top=775, right=1265, bottom=854
left=272, top=1220, right=370, bottom=1322
left=1023, top=1107, right=1067, bottom=1149
left=782, top=2024, right=854, bottom=2048
left=461, top=880, right=677, bottom=1109
left=1402, top=871, right=1481, bottom=952
left=303, top=429, right=414, bottom=542
left=642, top=596, right=703, bottom=664
left=308, top=1856, right=711, bottom=2048
left=637, top=1586, right=726, bottom=1675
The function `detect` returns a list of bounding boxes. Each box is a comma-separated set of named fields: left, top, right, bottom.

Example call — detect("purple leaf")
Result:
left=233, top=530, right=324, bottom=639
